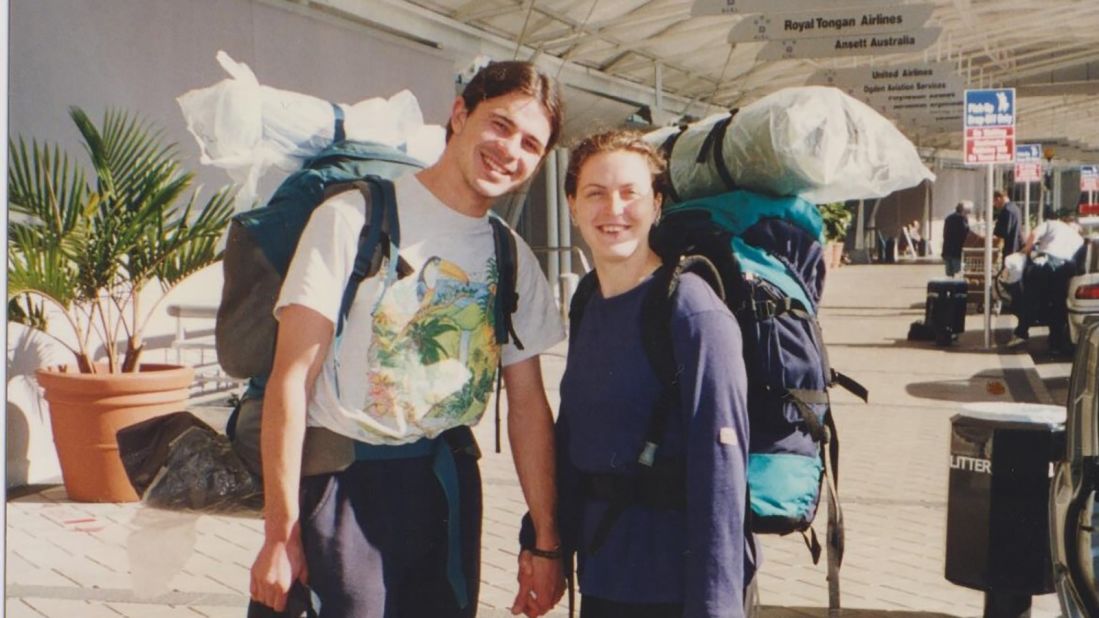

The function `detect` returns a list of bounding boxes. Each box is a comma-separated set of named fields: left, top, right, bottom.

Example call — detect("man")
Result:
left=250, top=61, right=566, bottom=618
left=992, top=190, right=1024, bottom=258
left=1008, top=211, right=1084, bottom=353
left=941, top=202, right=971, bottom=277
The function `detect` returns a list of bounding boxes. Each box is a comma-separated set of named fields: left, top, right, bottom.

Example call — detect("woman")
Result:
left=516, top=130, right=753, bottom=618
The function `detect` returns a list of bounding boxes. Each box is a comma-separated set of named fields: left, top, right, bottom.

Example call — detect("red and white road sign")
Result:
left=1082, top=166, right=1099, bottom=192
left=964, top=126, right=1015, bottom=165
left=1014, top=162, right=1042, bottom=182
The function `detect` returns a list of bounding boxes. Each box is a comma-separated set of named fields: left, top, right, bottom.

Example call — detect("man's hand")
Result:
left=250, top=527, right=308, bottom=612
left=511, top=549, right=564, bottom=617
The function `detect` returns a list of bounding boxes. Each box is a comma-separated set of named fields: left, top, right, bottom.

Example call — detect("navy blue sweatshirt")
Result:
left=555, top=272, right=751, bottom=617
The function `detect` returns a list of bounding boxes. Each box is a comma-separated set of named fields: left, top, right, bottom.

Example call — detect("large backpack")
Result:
left=216, top=115, right=524, bottom=474
left=569, top=189, right=867, bottom=609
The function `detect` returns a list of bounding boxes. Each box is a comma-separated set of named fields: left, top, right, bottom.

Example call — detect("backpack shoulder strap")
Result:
left=568, top=270, right=600, bottom=341
left=488, top=215, right=523, bottom=350
left=637, top=255, right=725, bottom=465
left=333, top=176, right=400, bottom=338
left=487, top=214, right=524, bottom=455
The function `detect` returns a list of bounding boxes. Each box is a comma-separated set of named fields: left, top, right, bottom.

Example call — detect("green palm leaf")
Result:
left=8, top=138, right=89, bottom=237
left=7, top=105, right=236, bottom=372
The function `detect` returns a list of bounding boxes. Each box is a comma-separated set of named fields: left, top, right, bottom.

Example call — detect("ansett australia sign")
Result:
left=756, top=27, right=940, bottom=60
left=728, top=4, right=933, bottom=43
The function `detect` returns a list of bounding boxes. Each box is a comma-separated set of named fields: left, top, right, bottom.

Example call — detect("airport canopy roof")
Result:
left=329, top=0, right=1099, bottom=161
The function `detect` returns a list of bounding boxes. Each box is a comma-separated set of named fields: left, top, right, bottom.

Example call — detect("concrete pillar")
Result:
left=556, top=148, right=572, bottom=276
left=544, top=151, right=560, bottom=290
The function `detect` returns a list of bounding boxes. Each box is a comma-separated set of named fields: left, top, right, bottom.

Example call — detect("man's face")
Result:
left=447, top=92, right=553, bottom=201
left=994, top=194, right=1005, bottom=209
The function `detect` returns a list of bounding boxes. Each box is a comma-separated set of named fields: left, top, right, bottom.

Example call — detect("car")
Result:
left=1066, top=235, right=1099, bottom=344
left=1051, top=318, right=1099, bottom=616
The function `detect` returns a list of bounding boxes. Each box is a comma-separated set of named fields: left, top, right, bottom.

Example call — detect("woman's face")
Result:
left=568, top=150, right=661, bottom=268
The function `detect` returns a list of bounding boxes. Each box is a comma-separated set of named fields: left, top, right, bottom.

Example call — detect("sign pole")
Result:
left=1023, top=182, right=1031, bottom=235
left=1038, top=181, right=1046, bottom=226
left=966, top=88, right=1016, bottom=349
left=985, top=164, right=994, bottom=349
left=1015, top=145, right=1042, bottom=232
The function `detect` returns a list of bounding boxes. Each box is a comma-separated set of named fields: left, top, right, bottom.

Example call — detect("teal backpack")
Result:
left=570, top=189, right=867, bottom=608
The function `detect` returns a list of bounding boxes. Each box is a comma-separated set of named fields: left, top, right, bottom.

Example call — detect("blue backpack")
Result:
left=215, top=112, right=524, bottom=469
left=569, top=189, right=867, bottom=592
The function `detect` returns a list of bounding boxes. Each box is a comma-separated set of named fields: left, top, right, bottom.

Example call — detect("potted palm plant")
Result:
left=8, top=106, right=235, bottom=501
left=819, top=202, right=852, bottom=269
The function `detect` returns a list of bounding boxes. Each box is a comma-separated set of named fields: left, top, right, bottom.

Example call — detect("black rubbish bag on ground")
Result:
left=908, top=320, right=935, bottom=341
left=118, top=411, right=263, bottom=512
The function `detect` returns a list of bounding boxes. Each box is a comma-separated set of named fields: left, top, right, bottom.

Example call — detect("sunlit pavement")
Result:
left=6, top=261, right=1068, bottom=617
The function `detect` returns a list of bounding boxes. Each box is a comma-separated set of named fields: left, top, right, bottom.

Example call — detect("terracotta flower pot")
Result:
left=828, top=241, right=844, bottom=269
left=36, top=363, right=194, bottom=502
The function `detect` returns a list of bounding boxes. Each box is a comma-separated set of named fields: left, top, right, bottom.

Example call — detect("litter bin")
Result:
left=945, top=402, right=1065, bottom=617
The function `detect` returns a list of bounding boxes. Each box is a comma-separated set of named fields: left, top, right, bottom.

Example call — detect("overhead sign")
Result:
left=831, top=77, right=965, bottom=102
left=756, top=27, right=940, bottom=60
left=808, top=62, right=959, bottom=88
left=964, top=88, right=1016, bottom=165
left=869, top=101, right=964, bottom=124
left=809, top=63, right=966, bottom=122
left=1014, top=144, right=1042, bottom=183
left=834, top=81, right=965, bottom=113
left=693, top=0, right=892, bottom=17
left=727, top=4, right=933, bottom=42
left=1083, top=166, right=1099, bottom=192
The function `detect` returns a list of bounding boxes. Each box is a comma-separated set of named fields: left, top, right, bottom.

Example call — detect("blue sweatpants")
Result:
left=299, top=445, right=482, bottom=618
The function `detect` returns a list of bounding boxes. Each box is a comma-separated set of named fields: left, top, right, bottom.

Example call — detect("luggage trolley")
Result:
left=961, top=247, right=1003, bottom=314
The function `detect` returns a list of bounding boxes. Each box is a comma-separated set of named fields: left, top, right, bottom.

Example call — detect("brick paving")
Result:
left=6, top=262, right=1070, bottom=617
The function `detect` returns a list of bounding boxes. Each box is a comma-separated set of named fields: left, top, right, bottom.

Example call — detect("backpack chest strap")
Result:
left=578, top=458, right=687, bottom=554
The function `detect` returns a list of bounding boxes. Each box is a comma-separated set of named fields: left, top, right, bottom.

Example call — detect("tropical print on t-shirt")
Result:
left=360, top=255, right=500, bottom=436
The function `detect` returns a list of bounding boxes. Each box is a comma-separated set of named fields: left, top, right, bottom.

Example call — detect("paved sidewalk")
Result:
left=6, top=262, right=1066, bottom=617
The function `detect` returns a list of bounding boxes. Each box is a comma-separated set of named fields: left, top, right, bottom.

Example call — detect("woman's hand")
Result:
left=511, top=549, right=565, bottom=617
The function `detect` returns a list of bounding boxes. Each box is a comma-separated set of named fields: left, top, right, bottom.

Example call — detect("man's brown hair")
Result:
left=447, top=61, right=564, bottom=152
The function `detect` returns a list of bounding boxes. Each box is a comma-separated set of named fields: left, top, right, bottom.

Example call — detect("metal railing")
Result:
left=531, top=246, right=592, bottom=329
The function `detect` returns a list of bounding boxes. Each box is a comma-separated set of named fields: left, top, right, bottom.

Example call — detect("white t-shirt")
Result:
left=1032, top=220, right=1083, bottom=261
left=277, top=174, right=564, bottom=445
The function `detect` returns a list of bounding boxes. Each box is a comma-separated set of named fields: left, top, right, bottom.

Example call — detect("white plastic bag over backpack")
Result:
left=1001, top=252, right=1027, bottom=285
left=177, top=51, right=445, bottom=209
left=646, top=86, right=935, bottom=204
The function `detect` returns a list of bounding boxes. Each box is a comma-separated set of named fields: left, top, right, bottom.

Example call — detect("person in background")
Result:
left=1007, top=210, right=1084, bottom=354
left=907, top=219, right=926, bottom=257
left=942, top=202, right=971, bottom=277
left=993, top=190, right=1024, bottom=259
left=515, top=130, right=754, bottom=618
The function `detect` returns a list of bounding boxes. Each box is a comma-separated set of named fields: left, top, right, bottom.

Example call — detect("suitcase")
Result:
left=926, top=278, right=968, bottom=345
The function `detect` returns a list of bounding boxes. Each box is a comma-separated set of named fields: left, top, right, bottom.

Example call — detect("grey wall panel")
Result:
left=10, top=0, right=454, bottom=202
left=932, top=167, right=985, bottom=218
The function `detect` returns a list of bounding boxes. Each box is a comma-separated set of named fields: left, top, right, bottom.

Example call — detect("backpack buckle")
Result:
left=755, top=300, right=777, bottom=320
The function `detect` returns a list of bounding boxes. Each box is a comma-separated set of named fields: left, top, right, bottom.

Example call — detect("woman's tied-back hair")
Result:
left=564, top=130, right=667, bottom=198
left=446, top=60, right=564, bottom=152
